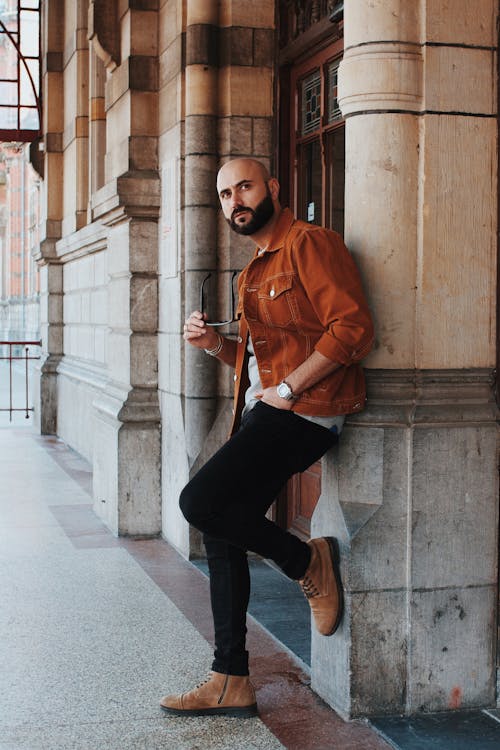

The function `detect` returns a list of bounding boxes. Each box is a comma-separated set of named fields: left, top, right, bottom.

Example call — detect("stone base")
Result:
left=311, top=369, right=499, bottom=718
left=93, top=387, right=161, bottom=537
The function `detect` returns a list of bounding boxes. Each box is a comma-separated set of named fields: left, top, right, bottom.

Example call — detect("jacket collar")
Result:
left=253, top=208, right=295, bottom=257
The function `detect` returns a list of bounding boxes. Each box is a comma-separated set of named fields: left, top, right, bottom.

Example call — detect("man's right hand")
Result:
left=183, top=311, right=220, bottom=350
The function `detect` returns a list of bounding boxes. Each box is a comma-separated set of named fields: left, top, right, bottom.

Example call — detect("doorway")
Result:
left=276, top=35, right=345, bottom=539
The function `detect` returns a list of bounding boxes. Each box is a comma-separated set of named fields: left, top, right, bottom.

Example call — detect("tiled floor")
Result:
left=4, top=426, right=499, bottom=750
left=1, top=426, right=391, bottom=750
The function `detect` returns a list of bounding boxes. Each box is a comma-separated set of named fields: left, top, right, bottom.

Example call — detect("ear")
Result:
left=268, top=177, right=280, bottom=201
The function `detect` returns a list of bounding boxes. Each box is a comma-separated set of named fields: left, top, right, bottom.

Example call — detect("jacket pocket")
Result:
left=257, top=274, right=297, bottom=328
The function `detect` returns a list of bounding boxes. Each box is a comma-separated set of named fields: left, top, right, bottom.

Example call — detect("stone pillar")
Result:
left=61, top=0, right=89, bottom=236
left=34, top=0, right=65, bottom=435
left=183, top=0, right=220, bottom=465
left=312, top=0, right=498, bottom=718
left=90, top=1, right=161, bottom=536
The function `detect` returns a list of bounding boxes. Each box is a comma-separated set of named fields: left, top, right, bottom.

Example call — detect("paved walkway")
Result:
left=0, top=426, right=391, bottom=750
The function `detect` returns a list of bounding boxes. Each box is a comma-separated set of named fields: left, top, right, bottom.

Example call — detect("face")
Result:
left=217, top=161, right=278, bottom=236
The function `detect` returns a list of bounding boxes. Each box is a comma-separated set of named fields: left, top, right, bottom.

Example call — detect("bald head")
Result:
left=216, top=158, right=271, bottom=191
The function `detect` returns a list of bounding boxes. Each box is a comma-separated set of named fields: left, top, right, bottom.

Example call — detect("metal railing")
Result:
left=0, top=340, right=41, bottom=421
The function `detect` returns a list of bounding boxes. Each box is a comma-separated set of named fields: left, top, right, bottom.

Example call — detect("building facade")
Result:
left=32, top=0, right=498, bottom=719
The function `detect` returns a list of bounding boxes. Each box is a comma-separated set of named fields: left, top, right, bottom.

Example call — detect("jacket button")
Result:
left=233, top=374, right=238, bottom=381
left=237, top=336, right=242, bottom=343
left=270, top=288, right=275, bottom=297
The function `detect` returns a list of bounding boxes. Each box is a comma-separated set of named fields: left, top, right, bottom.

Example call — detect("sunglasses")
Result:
left=199, top=271, right=238, bottom=327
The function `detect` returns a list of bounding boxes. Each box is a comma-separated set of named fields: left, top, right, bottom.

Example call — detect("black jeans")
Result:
left=179, top=401, right=337, bottom=676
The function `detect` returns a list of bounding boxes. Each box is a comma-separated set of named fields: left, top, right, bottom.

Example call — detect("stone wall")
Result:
left=311, top=0, right=499, bottom=718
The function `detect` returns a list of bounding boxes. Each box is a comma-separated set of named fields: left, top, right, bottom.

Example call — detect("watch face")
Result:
left=277, top=382, right=292, bottom=399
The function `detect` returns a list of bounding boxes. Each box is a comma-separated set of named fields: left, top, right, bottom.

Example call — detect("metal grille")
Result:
left=0, top=340, right=41, bottom=420
left=0, top=0, right=41, bottom=142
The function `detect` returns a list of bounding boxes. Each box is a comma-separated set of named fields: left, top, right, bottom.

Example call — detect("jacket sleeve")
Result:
left=293, top=227, right=374, bottom=365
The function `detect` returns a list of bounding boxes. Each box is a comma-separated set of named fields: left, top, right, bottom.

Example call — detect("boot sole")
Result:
left=161, top=703, right=258, bottom=718
left=325, top=536, right=344, bottom=636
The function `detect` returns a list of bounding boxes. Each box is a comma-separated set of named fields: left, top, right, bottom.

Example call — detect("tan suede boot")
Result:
left=160, top=671, right=258, bottom=718
left=299, top=536, right=343, bottom=636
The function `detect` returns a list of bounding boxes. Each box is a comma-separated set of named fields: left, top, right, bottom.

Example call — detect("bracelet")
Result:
left=204, top=333, right=224, bottom=357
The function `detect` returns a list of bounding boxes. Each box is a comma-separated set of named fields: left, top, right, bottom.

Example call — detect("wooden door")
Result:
left=276, top=36, right=345, bottom=538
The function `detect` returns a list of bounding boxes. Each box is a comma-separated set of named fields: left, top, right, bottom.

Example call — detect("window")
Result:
left=0, top=0, right=41, bottom=142
left=289, top=44, right=344, bottom=234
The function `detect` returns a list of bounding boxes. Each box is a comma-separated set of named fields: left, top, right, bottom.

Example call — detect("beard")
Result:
left=227, top=190, right=275, bottom=235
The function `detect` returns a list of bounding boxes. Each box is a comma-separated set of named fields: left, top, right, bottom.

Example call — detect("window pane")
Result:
left=20, top=105, right=38, bottom=129
left=327, top=59, right=342, bottom=124
left=20, top=61, right=37, bottom=105
left=21, top=1, right=40, bottom=8
left=20, top=10, right=39, bottom=57
left=301, top=70, right=321, bottom=136
left=0, top=81, right=17, bottom=107
left=298, top=138, right=322, bottom=226
left=0, top=106, right=18, bottom=128
left=325, top=127, right=345, bottom=234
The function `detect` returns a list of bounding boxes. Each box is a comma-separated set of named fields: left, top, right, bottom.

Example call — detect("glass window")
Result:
left=298, top=139, right=322, bottom=226
left=301, top=70, right=321, bottom=136
left=291, top=51, right=344, bottom=234
left=327, top=59, right=342, bottom=124
left=0, top=1, right=41, bottom=140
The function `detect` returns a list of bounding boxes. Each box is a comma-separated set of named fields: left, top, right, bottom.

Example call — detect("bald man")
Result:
left=160, top=158, right=374, bottom=718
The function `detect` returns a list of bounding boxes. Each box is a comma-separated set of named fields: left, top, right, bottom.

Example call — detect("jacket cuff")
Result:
left=314, top=333, right=353, bottom=365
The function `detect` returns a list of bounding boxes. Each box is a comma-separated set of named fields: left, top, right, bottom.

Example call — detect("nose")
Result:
left=229, top=194, right=241, bottom=210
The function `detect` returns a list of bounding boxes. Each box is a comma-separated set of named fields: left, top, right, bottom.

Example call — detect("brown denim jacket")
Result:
left=230, top=208, right=374, bottom=434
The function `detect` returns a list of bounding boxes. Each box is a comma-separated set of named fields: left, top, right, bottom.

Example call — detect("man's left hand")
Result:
left=256, top=387, right=294, bottom=411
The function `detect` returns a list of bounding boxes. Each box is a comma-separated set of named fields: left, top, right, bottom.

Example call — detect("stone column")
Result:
left=183, top=0, right=220, bottom=465
left=312, top=0, right=498, bottom=717
left=90, top=1, right=161, bottom=536
left=34, top=0, right=65, bottom=435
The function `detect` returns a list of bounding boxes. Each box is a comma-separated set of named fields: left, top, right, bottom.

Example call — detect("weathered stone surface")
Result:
left=410, top=585, right=497, bottom=712
left=424, top=47, right=496, bottom=115
left=417, top=116, right=496, bottom=369
left=218, top=67, right=273, bottom=117
left=425, top=0, right=497, bottom=46
left=160, top=391, right=190, bottom=552
left=217, top=116, right=253, bottom=157
left=411, top=426, right=498, bottom=589
left=344, top=114, right=419, bottom=370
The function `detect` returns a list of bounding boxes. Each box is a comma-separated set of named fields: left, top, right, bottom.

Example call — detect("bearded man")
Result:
left=160, top=158, right=374, bottom=717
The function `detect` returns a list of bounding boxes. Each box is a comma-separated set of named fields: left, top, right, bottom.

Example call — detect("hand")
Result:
left=256, top=386, right=294, bottom=411
left=183, top=311, right=220, bottom=350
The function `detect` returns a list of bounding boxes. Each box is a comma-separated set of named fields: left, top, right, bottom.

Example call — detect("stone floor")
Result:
left=0, top=425, right=392, bottom=750
left=3, top=423, right=500, bottom=749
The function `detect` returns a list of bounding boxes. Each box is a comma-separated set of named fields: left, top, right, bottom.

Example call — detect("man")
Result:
left=160, top=158, right=373, bottom=718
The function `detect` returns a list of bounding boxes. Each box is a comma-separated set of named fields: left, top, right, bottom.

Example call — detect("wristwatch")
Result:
left=277, top=380, right=295, bottom=401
